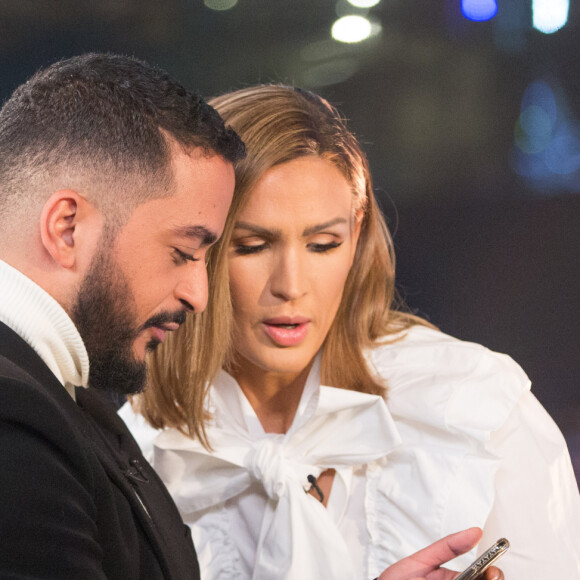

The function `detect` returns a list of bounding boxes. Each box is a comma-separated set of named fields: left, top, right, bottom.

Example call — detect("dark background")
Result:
left=1, top=0, right=578, bottom=481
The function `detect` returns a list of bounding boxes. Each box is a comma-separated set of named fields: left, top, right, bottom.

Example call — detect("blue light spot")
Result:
left=512, top=78, right=580, bottom=194
left=515, top=105, right=553, bottom=154
left=545, top=131, right=580, bottom=175
left=461, top=0, right=498, bottom=22
left=521, top=81, right=558, bottom=125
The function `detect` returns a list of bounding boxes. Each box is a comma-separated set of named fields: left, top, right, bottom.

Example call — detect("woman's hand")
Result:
left=377, top=527, right=504, bottom=580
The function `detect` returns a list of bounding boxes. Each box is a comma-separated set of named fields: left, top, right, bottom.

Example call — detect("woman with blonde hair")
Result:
left=121, top=84, right=580, bottom=580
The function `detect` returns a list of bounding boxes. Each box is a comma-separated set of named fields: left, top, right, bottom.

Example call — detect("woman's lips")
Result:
left=262, top=317, right=310, bottom=347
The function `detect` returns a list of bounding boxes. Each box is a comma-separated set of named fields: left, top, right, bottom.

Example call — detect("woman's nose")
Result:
left=269, top=248, right=307, bottom=301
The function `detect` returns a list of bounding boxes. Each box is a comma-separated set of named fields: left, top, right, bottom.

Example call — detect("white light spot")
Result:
left=532, top=0, right=569, bottom=34
left=331, top=15, right=372, bottom=43
left=347, top=0, right=381, bottom=8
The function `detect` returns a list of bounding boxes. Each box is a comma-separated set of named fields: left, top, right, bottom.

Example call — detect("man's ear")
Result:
left=40, top=190, right=100, bottom=270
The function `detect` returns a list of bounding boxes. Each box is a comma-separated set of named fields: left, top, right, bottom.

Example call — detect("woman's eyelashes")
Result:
left=233, top=239, right=343, bottom=255
left=171, top=247, right=200, bottom=264
left=309, top=241, right=342, bottom=253
left=234, top=243, right=267, bottom=255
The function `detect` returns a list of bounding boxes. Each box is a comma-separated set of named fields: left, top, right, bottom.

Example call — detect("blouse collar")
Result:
left=209, top=354, right=323, bottom=437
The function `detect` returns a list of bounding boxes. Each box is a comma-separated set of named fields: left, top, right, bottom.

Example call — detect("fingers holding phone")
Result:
left=377, top=529, right=508, bottom=580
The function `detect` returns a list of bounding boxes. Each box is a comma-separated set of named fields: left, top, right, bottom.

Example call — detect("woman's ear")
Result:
left=40, top=190, right=100, bottom=270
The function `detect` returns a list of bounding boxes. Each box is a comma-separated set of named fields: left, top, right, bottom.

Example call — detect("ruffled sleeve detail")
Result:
left=189, top=504, right=243, bottom=580
left=364, top=326, right=531, bottom=576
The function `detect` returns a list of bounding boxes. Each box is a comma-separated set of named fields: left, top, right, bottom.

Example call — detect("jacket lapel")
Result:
left=0, top=322, right=183, bottom=579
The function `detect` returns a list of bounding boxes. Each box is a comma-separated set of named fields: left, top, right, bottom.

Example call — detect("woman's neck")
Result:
left=231, top=360, right=314, bottom=434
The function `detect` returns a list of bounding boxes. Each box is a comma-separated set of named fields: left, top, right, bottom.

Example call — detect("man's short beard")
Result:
left=71, top=248, right=147, bottom=396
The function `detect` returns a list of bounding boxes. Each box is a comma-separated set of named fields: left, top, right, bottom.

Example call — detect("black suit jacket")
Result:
left=0, top=322, right=200, bottom=580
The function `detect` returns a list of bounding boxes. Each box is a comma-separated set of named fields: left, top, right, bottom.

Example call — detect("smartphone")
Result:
left=454, top=538, right=510, bottom=580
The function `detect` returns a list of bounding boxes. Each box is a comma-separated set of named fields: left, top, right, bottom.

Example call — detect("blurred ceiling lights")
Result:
left=199, top=0, right=572, bottom=96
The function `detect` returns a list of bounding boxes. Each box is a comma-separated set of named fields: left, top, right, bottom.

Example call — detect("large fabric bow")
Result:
left=152, top=369, right=401, bottom=580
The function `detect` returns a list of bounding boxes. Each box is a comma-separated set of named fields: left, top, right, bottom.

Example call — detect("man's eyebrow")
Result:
left=172, top=225, right=217, bottom=246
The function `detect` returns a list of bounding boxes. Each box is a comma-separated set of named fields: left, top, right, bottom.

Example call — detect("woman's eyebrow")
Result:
left=233, top=221, right=281, bottom=237
left=233, top=217, right=348, bottom=238
left=302, top=217, right=347, bottom=236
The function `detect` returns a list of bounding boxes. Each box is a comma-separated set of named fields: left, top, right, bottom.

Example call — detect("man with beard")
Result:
left=0, top=53, right=244, bottom=579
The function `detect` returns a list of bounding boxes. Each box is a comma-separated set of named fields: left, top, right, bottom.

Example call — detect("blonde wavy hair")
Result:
left=137, top=84, right=430, bottom=447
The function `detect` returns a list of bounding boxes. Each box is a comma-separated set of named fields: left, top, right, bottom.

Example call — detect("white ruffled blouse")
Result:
left=120, top=326, right=580, bottom=579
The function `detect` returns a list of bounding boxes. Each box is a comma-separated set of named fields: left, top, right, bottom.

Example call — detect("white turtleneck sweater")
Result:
left=0, top=258, right=89, bottom=397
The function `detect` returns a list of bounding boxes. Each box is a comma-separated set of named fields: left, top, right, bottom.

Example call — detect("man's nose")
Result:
left=173, top=264, right=209, bottom=314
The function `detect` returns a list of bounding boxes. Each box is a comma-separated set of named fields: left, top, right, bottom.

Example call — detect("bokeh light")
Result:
left=331, top=15, right=372, bottom=43
left=515, top=105, right=553, bottom=154
left=302, top=58, right=360, bottom=88
left=461, top=0, right=498, bottom=22
left=532, top=0, right=569, bottom=34
left=346, top=0, right=381, bottom=7
left=512, top=80, right=580, bottom=193
left=204, top=0, right=238, bottom=11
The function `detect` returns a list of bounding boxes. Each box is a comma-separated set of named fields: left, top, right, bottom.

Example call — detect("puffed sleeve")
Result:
left=364, top=326, right=580, bottom=578
left=479, top=390, right=580, bottom=578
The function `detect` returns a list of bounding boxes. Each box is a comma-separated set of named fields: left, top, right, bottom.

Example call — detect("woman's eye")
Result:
left=172, top=247, right=199, bottom=264
left=309, top=241, right=343, bottom=253
left=234, top=243, right=267, bottom=256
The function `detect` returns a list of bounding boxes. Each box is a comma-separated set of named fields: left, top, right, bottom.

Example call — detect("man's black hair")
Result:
left=0, top=52, right=245, bottom=208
